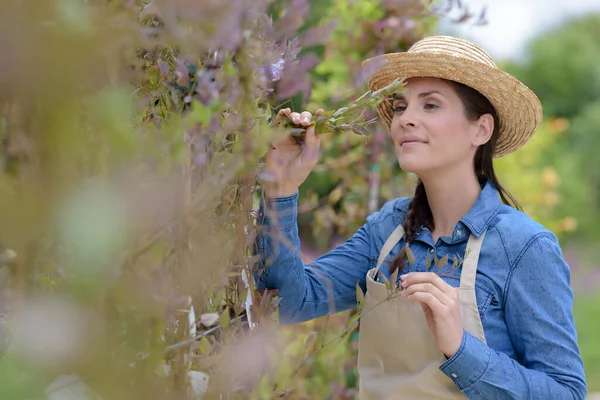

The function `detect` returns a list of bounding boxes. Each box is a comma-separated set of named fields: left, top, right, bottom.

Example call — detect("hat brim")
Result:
left=363, top=52, right=543, bottom=158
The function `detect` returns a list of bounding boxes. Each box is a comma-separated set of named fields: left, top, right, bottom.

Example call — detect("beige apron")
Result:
left=357, top=224, right=487, bottom=399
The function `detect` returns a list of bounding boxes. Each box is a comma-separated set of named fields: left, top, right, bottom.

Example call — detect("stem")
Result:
left=166, top=315, right=245, bottom=352
left=291, top=290, right=402, bottom=376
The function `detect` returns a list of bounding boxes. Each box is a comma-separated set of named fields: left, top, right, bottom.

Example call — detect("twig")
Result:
left=166, top=315, right=245, bottom=352
left=291, top=290, right=402, bottom=376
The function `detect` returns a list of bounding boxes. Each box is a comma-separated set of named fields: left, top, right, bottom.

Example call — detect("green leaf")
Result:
left=355, top=282, right=365, bottom=304
left=378, top=271, right=391, bottom=290
left=199, top=336, right=211, bottom=354
left=405, top=244, right=416, bottom=265
left=219, top=308, right=230, bottom=328
left=332, top=107, right=348, bottom=117
left=439, top=254, right=449, bottom=268
left=354, top=90, right=371, bottom=103
left=464, top=248, right=472, bottom=259
left=213, top=290, right=224, bottom=309
left=348, top=311, right=361, bottom=327
left=304, top=332, right=317, bottom=352
left=190, top=99, right=218, bottom=126
left=259, top=375, right=273, bottom=399
left=426, top=250, right=432, bottom=269
left=434, top=252, right=439, bottom=268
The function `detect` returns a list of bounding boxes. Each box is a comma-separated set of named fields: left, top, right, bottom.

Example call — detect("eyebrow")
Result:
left=391, top=90, right=444, bottom=101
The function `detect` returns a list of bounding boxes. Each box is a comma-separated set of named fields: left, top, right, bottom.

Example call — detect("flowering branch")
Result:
left=272, top=78, right=405, bottom=143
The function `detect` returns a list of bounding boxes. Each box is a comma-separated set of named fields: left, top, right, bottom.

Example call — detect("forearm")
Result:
left=253, top=192, right=341, bottom=324
left=440, top=331, right=586, bottom=399
left=253, top=192, right=304, bottom=320
left=253, top=191, right=374, bottom=324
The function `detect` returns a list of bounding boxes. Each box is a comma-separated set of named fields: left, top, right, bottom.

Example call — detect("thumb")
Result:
left=302, top=109, right=323, bottom=165
left=302, top=126, right=321, bottom=164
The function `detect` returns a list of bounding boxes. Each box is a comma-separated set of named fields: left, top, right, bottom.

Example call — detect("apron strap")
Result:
left=370, top=224, right=486, bottom=289
left=372, top=224, right=405, bottom=278
left=459, top=231, right=486, bottom=288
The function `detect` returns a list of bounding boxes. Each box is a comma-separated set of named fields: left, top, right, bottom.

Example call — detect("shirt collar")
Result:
left=395, top=179, right=502, bottom=238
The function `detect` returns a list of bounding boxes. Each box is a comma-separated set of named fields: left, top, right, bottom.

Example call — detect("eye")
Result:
left=392, top=104, right=406, bottom=113
left=424, top=103, right=438, bottom=110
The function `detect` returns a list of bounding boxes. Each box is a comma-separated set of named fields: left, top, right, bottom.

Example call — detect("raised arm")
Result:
left=252, top=107, right=377, bottom=324
left=253, top=191, right=377, bottom=324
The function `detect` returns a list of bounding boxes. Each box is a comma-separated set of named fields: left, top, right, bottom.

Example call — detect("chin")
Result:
left=397, top=154, right=428, bottom=175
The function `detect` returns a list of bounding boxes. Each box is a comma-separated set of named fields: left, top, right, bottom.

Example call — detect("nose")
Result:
left=394, top=105, right=418, bottom=130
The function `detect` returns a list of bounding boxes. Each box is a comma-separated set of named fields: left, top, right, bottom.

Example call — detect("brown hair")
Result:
left=389, top=80, right=521, bottom=276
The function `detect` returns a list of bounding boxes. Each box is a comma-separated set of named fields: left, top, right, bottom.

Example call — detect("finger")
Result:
left=401, top=282, right=449, bottom=305
left=289, top=112, right=302, bottom=125
left=299, top=111, right=312, bottom=126
left=302, top=122, right=321, bottom=166
left=304, top=109, right=322, bottom=149
left=400, top=272, right=454, bottom=295
left=272, top=108, right=291, bottom=125
left=405, top=292, right=446, bottom=314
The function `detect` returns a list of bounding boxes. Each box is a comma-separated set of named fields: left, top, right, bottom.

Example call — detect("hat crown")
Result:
left=408, top=35, right=497, bottom=69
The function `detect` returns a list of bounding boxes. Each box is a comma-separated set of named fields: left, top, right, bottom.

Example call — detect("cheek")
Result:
left=429, top=118, right=471, bottom=145
left=389, top=118, right=402, bottom=143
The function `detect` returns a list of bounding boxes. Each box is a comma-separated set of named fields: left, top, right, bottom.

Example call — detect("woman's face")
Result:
left=389, top=78, right=492, bottom=177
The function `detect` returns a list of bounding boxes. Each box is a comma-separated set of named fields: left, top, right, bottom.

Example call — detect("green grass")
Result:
left=574, top=294, right=600, bottom=392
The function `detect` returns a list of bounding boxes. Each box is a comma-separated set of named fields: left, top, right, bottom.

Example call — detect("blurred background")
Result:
left=0, top=0, right=598, bottom=399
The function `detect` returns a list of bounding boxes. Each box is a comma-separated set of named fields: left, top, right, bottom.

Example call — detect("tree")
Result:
left=504, top=13, right=600, bottom=243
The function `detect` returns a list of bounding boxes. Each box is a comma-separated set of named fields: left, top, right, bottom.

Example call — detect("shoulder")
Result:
left=491, top=204, right=563, bottom=268
left=367, top=196, right=411, bottom=226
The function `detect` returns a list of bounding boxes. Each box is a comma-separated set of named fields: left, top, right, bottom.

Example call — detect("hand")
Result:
left=400, top=272, right=463, bottom=358
left=264, top=108, right=324, bottom=198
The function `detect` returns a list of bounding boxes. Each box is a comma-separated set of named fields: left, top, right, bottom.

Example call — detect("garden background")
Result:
left=0, top=0, right=599, bottom=399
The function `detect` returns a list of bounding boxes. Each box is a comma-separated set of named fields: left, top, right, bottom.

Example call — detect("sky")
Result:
left=437, top=0, right=600, bottom=62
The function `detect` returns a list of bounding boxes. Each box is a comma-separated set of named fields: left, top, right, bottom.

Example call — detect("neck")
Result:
left=420, top=168, right=482, bottom=240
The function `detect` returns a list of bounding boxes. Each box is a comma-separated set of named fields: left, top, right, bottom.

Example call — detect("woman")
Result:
left=254, top=36, right=587, bottom=399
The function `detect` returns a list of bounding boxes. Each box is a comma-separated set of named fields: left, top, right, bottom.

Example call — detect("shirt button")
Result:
left=456, top=229, right=462, bottom=236
left=451, top=373, right=458, bottom=378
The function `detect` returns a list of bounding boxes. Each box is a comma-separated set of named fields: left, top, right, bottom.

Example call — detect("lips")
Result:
left=400, top=134, right=428, bottom=146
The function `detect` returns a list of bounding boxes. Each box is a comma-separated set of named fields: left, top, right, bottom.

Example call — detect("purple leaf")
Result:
left=175, top=59, right=189, bottom=87
left=273, top=0, right=310, bottom=41
left=301, top=21, right=337, bottom=47
left=157, top=60, right=170, bottom=77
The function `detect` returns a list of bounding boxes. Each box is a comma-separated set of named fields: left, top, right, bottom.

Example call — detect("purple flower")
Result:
left=270, top=59, right=285, bottom=81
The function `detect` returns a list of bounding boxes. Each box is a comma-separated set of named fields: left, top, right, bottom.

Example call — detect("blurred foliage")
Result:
left=504, top=13, right=600, bottom=244
left=505, top=14, right=600, bottom=120
left=495, top=118, right=581, bottom=241
left=503, top=15, right=600, bottom=392
left=573, top=291, right=600, bottom=392
left=299, top=0, right=452, bottom=251
left=2, top=0, right=597, bottom=398
left=0, top=0, right=455, bottom=399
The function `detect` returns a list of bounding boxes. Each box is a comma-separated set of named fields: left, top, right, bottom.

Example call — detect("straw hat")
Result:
left=362, top=35, right=543, bottom=158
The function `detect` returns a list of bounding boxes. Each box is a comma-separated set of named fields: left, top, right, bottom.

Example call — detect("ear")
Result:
left=472, top=113, right=494, bottom=147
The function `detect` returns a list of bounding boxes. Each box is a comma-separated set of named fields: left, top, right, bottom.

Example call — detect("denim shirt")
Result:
left=253, top=180, right=587, bottom=399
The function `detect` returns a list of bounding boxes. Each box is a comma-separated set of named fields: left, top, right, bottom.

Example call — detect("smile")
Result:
left=400, top=141, right=427, bottom=146
left=400, top=140, right=428, bottom=147
left=399, top=134, right=428, bottom=146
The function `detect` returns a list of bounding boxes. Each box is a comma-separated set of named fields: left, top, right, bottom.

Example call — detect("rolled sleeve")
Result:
left=440, top=330, right=491, bottom=390
left=254, top=191, right=301, bottom=288
left=258, top=191, right=299, bottom=232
